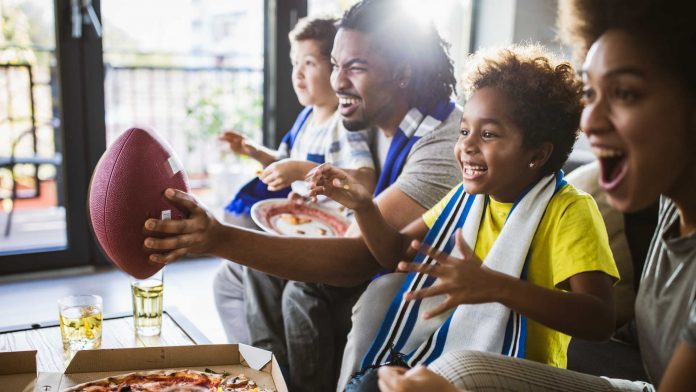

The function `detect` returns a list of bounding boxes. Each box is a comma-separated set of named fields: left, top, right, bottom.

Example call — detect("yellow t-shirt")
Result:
left=422, top=183, right=619, bottom=368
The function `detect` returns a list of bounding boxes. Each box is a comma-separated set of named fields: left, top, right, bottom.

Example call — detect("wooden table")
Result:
left=0, top=308, right=210, bottom=372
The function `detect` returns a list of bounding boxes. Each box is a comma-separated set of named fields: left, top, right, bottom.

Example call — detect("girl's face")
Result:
left=291, top=39, right=337, bottom=108
left=455, top=87, right=544, bottom=202
left=581, top=30, right=696, bottom=212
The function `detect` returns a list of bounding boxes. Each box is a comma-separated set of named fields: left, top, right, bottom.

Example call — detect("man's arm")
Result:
left=145, top=187, right=427, bottom=286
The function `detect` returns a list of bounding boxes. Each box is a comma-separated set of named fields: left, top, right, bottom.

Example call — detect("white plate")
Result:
left=250, top=198, right=350, bottom=237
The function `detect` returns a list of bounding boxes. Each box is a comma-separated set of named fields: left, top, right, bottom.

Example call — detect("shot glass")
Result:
left=58, top=294, right=103, bottom=352
left=131, top=269, right=164, bottom=336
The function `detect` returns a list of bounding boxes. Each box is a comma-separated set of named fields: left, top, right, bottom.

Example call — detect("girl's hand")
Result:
left=397, top=229, right=505, bottom=319
left=377, top=366, right=461, bottom=392
left=219, top=130, right=257, bottom=156
left=305, top=163, right=372, bottom=210
left=259, top=159, right=303, bottom=191
left=143, top=189, right=224, bottom=264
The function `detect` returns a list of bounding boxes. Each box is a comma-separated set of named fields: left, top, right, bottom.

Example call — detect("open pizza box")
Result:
left=0, top=350, right=38, bottom=392
left=36, top=344, right=288, bottom=391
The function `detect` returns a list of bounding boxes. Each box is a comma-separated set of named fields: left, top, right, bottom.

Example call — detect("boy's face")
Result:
left=330, top=29, right=402, bottom=131
left=455, top=87, right=539, bottom=203
left=291, top=39, right=336, bottom=108
left=581, top=30, right=695, bottom=212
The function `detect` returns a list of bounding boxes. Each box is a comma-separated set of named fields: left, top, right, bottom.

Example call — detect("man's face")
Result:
left=330, top=29, right=401, bottom=131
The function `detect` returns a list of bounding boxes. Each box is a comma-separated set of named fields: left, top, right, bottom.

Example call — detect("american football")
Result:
left=88, top=127, right=190, bottom=278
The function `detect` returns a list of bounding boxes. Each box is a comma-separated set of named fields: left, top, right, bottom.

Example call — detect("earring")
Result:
left=529, top=162, right=535, bottom=168
left=399, top=81, right=407, bottom=88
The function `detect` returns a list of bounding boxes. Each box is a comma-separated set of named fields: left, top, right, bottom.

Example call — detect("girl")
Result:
left=306, top=44, right=620, bottom=391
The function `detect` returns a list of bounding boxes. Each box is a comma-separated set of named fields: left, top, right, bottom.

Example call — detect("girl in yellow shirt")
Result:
left=307, top=44, right=619, bottom=389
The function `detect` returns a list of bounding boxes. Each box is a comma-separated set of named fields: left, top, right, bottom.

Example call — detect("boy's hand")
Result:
left=259, top=159, right=303, bottom=191
left=305, top=163, right=372, bottom=210
left=377, top=366, right=462, bottom=392
left=143, top=189, right=224, bottom=264
left=397, top=229, right=505, bottom=319
left=219, top=130, right=257, bottom=156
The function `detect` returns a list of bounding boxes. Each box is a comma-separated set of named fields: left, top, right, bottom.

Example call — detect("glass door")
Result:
left=0, top=1, right=67, bottom=255
left=101, top=0, right=265, bottom=214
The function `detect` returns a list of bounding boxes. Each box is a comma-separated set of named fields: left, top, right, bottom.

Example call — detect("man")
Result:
left=145, top=1, right=461, bottom=390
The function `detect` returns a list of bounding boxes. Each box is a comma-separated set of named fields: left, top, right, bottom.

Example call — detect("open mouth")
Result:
left=338, top=96, right=360, bottom=117
left=462, top=163, right=488, bottom=180
left=593, top=146, right=628, bottom=190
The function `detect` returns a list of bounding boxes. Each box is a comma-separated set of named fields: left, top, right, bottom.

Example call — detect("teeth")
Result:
left=463, top=164, right=487, bottom=175
left=592, top=147, right=625, bottom=158
left=339, top=97, right=359, bottom=106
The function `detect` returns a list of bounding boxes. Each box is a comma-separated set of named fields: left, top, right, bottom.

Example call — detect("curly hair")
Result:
left=289, top=16, right=338, bottom=58
left=558, top=0, right=696, bottom=96
left=338, top=0, right=456, bottom=111
left=461, top=44, right=583, bottom=176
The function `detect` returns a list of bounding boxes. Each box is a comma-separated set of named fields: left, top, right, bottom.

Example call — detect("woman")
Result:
left=377, top=0, right=696, bottom=390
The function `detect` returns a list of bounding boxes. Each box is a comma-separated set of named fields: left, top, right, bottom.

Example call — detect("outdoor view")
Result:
left=0, top=0, right=64, bottom=255
left=0, top=0, right=263, bottom=256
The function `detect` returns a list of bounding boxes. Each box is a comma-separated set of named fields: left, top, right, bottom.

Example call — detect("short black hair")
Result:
left=338, top=0, right=457, bottom=110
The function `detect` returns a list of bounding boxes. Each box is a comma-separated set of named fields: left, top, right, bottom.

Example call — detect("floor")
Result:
left=0, top=257, right=229, bottom=344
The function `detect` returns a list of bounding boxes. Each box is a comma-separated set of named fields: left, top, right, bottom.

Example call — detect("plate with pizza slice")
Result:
left=250, top=198, right=350, bottom=237
left=63, top=369, right=274, bottom=392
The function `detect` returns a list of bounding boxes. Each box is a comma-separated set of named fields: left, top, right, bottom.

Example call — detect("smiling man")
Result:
left=144, top=1, right=461, bottom=390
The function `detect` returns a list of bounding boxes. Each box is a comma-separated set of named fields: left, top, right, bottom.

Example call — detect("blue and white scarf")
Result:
left=374, top=100, right=456, bottom=196
left=361, top=171, right=566, bottom=368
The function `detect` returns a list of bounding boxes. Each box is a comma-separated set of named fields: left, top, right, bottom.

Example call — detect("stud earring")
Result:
left=399, top=81, right=407, bottom=88
left=529, top=162, right=535, bottom=168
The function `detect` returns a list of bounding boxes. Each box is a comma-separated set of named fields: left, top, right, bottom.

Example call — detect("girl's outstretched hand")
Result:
left=143, top=189, right=224, bottom=265
left=377, top=366, right=462, bottom=392
left=397, top=229, right=504, bottom=319
left=305, top=163, right=372, bottom=210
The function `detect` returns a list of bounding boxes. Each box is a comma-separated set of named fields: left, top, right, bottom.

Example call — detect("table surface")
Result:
left=0, top=308, right=210, bottom=372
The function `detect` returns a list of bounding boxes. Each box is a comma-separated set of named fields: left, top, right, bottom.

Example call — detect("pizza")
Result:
left=63, top=369, right=274, bottom=392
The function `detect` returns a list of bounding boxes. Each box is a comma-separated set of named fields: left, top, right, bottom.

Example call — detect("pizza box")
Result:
left=40, top=344, right=288, bottom=391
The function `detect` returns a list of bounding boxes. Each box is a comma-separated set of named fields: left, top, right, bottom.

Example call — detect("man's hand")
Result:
left=397, top=229, right=505, bottom=319
left=259, top=159, right=306, bottom=191
left=143, top=189, right=224, bottom=264
left=219, top=130, right=257, bottom=157
left=377, top=366, right=462, bottom=392
left=305, top=163, right=373, bottom=210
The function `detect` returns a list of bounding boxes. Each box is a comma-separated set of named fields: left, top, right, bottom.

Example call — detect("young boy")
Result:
left=221, top=17, right=375, bottom=216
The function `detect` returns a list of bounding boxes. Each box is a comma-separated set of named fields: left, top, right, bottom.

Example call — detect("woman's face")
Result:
left=455, top=86, right=542, bottom=203
left=291, top=39, right=337, bottom=108
left=581, top=30, right=696, bottom=212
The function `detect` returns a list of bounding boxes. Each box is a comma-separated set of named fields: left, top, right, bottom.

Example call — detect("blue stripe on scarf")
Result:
left=373, top=100, right=455, bottom=196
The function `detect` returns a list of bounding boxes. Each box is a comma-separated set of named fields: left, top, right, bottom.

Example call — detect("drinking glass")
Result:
left=131, top=269, right=164, bottom=336
left=58, top=294, right=103, bottom=352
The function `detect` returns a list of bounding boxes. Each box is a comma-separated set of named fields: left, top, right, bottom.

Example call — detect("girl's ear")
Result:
left=530, top=142, right=554, bottom=169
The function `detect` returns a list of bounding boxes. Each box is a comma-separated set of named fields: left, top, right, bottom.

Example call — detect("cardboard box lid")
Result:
left=0, top=350, right=36, bottom=375
left=0, top=350, right=37, bottom=392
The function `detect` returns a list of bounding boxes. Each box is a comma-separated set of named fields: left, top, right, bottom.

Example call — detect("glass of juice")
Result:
left=58, top=294, right=103, bottom=352
left=131, top=269, right=164, bottom=336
